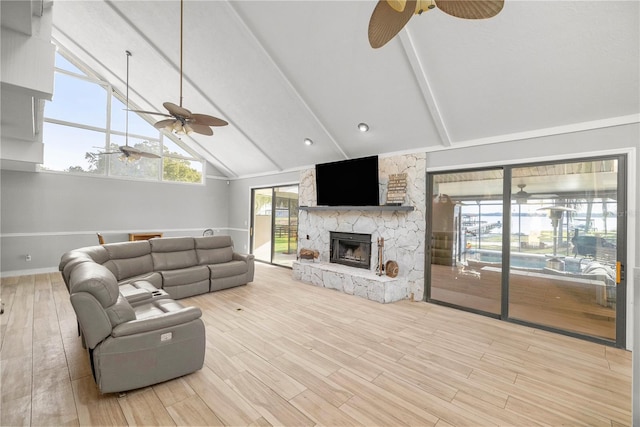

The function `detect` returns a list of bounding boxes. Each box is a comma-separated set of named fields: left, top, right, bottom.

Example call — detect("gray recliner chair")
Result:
left=68, top=262, right=205, bottom=394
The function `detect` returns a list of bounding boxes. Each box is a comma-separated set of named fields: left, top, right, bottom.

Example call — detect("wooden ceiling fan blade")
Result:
left=120, top=146, right=140, bottom=155
left=368, top=0, right=417, bottom=48
left=154, top=119, right=176, bottom=129
left=163, top=102, right=192, bottom=118
left=191, top=113, right=229, bottom=127
left=138, top=151, right=161, bottom=159
left=435, top=0, right=504, bottom=19
left=190, top=124, right=214, bottom=136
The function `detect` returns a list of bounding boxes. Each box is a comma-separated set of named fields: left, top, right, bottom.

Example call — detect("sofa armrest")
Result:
left=119, top=285, right=153, bottom=304
left=233, top=252, right=255, bottom=263
left=233, top=252, right=255, bottom=282
left=111, top=306, right=202, bottom=337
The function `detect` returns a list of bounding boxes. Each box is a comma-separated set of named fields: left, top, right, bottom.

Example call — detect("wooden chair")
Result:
left=97, top=233, right=105, bottom=245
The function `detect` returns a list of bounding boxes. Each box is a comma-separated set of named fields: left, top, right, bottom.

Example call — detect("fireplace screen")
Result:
left=330, top=232, right=372, bottom=269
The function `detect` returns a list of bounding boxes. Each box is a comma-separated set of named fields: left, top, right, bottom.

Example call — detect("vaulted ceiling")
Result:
left=42, top=1, right=640, bottom=178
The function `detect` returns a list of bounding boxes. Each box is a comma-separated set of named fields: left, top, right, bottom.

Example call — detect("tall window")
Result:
left=41, top=49, right=204, bottom=184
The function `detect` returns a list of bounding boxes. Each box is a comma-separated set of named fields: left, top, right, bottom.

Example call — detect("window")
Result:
left=427, top=155, right=627, bottom=347
left=41, top=48, right=204, bottom=184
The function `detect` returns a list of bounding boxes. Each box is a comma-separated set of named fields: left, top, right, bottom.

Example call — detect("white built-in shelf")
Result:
left=299, top=205, right=414, bottom=212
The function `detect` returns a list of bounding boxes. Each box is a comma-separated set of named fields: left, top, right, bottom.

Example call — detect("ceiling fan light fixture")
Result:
left=358, top=122, right=370, bottom=132
left=183, top=123, right=194, bottom=135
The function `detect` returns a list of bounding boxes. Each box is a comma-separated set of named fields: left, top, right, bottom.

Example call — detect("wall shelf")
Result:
left=299, top=205, right=414, bottom=212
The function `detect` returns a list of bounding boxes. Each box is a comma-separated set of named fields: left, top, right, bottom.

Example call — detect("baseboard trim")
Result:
left=1, top=267, right=59, bottom=278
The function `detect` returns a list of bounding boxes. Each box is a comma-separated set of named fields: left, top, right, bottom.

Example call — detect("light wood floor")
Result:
left=1, top=263, right=632, bottom=426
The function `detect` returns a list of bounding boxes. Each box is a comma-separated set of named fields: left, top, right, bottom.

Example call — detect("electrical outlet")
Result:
left=25, top=254, right=32, bottom=262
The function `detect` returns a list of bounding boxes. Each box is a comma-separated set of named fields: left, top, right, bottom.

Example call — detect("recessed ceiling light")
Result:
left=358, top=123, right=369, bottom=132
left=304, top=138, right=313, bottom=146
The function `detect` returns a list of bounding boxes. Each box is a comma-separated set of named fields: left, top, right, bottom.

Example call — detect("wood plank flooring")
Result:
left=0, top=263, right=632, bottom=426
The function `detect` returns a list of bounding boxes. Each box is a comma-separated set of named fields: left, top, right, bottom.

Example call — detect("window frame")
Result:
left=40, top=46, right=206, bottom=185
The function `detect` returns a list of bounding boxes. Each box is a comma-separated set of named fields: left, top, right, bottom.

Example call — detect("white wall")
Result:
left=0, top=170, right=229, bottom=274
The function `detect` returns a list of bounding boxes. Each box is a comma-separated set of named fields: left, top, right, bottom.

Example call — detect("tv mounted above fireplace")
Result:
left=315, top=155, right=379, bottom=206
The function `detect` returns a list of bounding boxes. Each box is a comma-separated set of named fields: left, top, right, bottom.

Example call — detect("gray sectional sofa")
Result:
left=59, top=235, right=254, bottom=393
left=59, top=235, right=255, bottom=299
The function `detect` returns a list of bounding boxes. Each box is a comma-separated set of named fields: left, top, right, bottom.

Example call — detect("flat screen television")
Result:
left=315, top=155, right=379, bottom=206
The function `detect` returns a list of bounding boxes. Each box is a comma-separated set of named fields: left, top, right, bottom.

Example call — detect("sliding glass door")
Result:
left=427, top=156, right=626, bottom=346
left=508, top=159, right=621, bottom=340
left=250, top=185, right=299, bottom=267
left=429, top=169, right=504, bottom=315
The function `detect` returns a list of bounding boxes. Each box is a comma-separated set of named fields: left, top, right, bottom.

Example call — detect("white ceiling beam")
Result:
left=225, top=1, right=349, bottom=160
left=399, top=29, right=452, bottom=147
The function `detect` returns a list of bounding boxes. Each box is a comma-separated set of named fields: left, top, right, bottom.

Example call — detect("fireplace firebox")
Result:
left=330, top=232, right=372, bottom=270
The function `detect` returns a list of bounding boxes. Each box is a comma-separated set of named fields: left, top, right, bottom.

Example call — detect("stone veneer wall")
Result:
left=295, top=153, right=427, bottom=301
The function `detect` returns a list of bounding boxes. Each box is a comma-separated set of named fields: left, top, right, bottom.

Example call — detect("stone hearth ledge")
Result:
left=292, top=261, right=409, bottom=303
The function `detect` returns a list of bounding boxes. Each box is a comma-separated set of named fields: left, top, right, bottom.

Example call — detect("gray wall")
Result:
left=0, top=171, right=229, bottom=273
left=227, top=171, right=301, bottom=255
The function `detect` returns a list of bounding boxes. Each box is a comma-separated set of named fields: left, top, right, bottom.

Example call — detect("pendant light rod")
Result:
left=179, top=0, right=183, bottom=108
left=125, top=50, right=131, bottom=147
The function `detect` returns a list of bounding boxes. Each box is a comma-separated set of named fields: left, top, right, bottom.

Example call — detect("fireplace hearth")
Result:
left=330, top=232, right=372, bottom=269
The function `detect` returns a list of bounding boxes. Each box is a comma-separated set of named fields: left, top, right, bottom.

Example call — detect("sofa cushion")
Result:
left=103, top=241, right=154, bottom=281
left=69, top=263, right=120, bottom=308
left=195, top=235, right=233, bottom=249
left=105, top=295, right=136, bottom=327
left=59, top=245, right=109, bottom=271
left=209, top=260, right=248, bottom=279
left=197, top=246, right=233, bottom=265
left=160, top=265, right=210, bottom=287
left=151, top=237, right=197, bottom=270
left=195, top=236, right=234, bottom=264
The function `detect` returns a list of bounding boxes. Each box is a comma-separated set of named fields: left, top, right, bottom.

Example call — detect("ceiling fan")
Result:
left=514, top=184, right=558, bottom=204
left=368, top=0, right=504, bottom=49
left=95, top=50, right=160, bottom=161
left=131, top=0, right=228, bottom=136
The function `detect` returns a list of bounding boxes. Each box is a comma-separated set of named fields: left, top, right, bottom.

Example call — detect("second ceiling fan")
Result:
left=133, top=0, right=228, bottom=136
left=368, top=0, right=504, bottom=49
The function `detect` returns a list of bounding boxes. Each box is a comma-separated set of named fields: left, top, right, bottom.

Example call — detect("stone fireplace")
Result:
left=330, top=232, right=371, bottom=269
left=292, top=153, right=427, bottom=303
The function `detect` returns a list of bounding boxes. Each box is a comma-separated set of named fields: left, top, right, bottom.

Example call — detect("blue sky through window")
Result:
left=43, top=122, right=106, bottom=172
left=46, top=73, right=107, bottom=128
